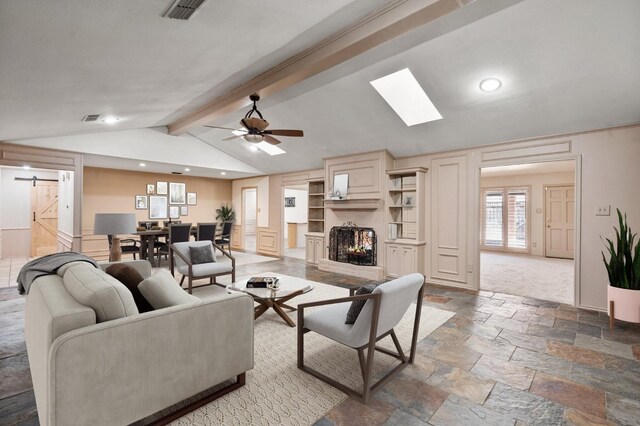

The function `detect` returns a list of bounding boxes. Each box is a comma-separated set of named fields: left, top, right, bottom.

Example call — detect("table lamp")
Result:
left=94, top=213, right=137, bottom=262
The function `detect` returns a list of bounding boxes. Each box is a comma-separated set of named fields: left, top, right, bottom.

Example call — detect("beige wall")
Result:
left=83, top=167, right=231, bottom=259
left=481, top=170, right=575, bottom=256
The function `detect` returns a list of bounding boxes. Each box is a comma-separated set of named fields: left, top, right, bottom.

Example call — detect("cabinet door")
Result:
left=386, top=244, right=400, bottom=278
left=314, top=237, right=324, bottom=263
left=400, top=246, right=417, bottom=276
left=305, top=236, right=316, bottom=264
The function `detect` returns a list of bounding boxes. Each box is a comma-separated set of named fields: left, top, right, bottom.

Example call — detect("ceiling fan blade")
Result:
left=203, top=125, right=238, bottom=131
left=263, top=135, right=281, bottom=145
left=263, top=129, right=303, bottom=137
left=222, top=135, right=242, bottom=141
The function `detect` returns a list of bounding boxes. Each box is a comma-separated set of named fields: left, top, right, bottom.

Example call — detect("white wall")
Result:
left=0, top=167, right=58, bottom=258
left=284, top=188, right=308, bottom=224
left=481, top=170, right=575, bottom=256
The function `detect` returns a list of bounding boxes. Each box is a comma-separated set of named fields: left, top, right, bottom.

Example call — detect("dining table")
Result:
left=133, top=228, right=198, bottom=267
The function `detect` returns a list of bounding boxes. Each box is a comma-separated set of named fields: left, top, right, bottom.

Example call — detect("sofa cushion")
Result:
left=138, top=269, right=199, bottom=309
left=189, top=245, right=214, bottom=264
left=63, top=263, right=139, bottom=322
left=105, top=263, right=154, bottom=313
left=56, top=260, right=95, bottom=277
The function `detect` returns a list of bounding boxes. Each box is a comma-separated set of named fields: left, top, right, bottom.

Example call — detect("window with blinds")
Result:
left=482, top=187, right=528, bottom=251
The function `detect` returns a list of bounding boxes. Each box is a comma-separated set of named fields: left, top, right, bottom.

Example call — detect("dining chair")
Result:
left=107, top=234, right=139, bottom=260
left=297, top=273, right=425, bottom=404
left=215, top=221, right=233, bottom=254
left=197, top=223, right=217, bottom=242
left=158, top=223, right=192, bottom=268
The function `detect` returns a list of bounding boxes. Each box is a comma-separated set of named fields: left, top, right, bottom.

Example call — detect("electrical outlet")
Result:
left=532, top=242, right=537, bottom=248
left=596, top=205, right=610, bottom=216
left=536, top=208, right=542, bottom=214
left=467, top=264, right=473, bottom=273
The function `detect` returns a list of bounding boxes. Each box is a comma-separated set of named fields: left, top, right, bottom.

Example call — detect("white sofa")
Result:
left=24, top=260, right=254, bottom=426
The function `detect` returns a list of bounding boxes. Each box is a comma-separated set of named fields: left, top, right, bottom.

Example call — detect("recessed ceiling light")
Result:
left=184, top=168, right=190, bottom=172
left=249, top=145, right=259, bottom=152
left=479, top=78, right=502, bottom=92
left=22, top=165, right=30, bottom=170
left=220, top=171, right=227, bottom=175
left=370, top=68, right=442, bottom=126
left=103, top=116, right=120, bottom=124
left=139, top=163, right=146, bottom=167
left=256, top=141, right=285, bottom=156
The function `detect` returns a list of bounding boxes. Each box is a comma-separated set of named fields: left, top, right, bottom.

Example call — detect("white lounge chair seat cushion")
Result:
left=304, top=302, right=356, bottom=346
left=177, top=262, right=233, bottom=277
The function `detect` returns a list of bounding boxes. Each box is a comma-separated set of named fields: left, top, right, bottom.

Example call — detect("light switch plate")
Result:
left=596, top=205, right=611, bottom=216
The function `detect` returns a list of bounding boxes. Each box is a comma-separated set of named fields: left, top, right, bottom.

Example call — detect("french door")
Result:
left=482, top=187, right=529, bottom=252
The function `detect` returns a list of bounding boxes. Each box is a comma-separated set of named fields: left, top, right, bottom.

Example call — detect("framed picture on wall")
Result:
left=156, top=181, right=168, bottom=195
left=149, top=196, right=168, bottom=219
left=135, top=195, right=148, bottom=210
left=169, top=205, right=180, bottom=219
left=187, top=192, right=197, bottom=205
left=285, top=197, right=295, bottom=207
left=146, top=184, right=155, bottom=195
left=180, top=206, right=188, bottom=216
left=169, top=182, right=186, bottom=204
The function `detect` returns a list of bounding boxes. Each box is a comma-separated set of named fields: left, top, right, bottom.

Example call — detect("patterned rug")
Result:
left=170, top=274, right=454, bottom=425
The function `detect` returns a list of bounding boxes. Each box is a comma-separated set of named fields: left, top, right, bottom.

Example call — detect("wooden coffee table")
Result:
left=227, top=279, right=314, bottom=327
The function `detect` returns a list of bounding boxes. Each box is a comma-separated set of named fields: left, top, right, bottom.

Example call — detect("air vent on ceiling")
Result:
left=82, top=114, right=101, bottom=122
left=171, top=171, right=183, bottom=175
left=162, top=0, right=207, bottom=20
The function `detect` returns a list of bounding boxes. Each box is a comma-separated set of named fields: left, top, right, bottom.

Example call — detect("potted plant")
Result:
left=216, top=204, right=236, bottom=224
left=602, top=209, right=640, bottom=326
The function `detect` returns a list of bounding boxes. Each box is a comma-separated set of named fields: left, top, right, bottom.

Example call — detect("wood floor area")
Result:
left=1, top=258, right=639, bottom=425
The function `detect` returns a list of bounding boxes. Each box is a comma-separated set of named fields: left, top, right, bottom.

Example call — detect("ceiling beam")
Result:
left=168, top=0, right=474, bottom=135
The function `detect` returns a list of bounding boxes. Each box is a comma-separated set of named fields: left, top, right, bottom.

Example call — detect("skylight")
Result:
left=370, top=68, right=442, bottom=126
left=256, top=141, right=285, bottom=156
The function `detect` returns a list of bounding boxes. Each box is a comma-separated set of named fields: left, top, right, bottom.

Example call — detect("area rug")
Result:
left=170, top=274, right=454, bottom=425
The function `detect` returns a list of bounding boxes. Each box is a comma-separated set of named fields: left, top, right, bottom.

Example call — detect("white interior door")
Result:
left=545, top=185, right=574, bottom=259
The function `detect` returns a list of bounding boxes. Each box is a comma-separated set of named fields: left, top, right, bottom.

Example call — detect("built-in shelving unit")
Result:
left=385, top=167, right=427, bottom=278
left=307, top=179, right=325, bottom=234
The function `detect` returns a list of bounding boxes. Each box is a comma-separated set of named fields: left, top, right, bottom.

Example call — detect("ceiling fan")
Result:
left=203, top=94, right=303, bottom=145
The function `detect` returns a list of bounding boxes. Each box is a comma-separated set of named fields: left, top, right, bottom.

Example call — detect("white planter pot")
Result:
left=608, top=285, right=640, bottom=323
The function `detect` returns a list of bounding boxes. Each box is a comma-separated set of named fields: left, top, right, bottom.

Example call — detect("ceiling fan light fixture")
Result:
left=243, top=134, right=264, bottom=143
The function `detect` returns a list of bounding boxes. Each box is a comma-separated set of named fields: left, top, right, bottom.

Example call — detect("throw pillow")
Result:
left=138, top=269, right=199, bottom=309
left=189, top=245, right=214, bottom=264
left=345, top=284, right=378, bottom=325
left=105, top=263, right=154, bottom=313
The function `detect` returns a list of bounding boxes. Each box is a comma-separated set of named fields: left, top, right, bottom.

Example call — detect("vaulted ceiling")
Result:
left=2, top=0, right=639, bottom=178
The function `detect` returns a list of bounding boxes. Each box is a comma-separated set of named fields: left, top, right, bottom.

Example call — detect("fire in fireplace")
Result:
left=329, top=224, right=376, bottom=266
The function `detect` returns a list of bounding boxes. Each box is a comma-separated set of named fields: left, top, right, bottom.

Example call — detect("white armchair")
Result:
left=171, top=241, right=235, bottom=293
left=297, top=273, right=425, bottom=403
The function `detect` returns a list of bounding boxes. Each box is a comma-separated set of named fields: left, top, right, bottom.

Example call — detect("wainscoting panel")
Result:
left=0, top=228, right=30, bottom=259
left=231, top=225, right=242, bottom=250
left=57, top=230, right=73, bottom=253
left=430, top=156, right=467, bottom=283
left=257, top=228, right=278, bottom=255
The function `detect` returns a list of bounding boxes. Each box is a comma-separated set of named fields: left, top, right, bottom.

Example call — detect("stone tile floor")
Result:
left=1, top=257, right=640, bottom=425
left=0, top=258, right=33, bottom=288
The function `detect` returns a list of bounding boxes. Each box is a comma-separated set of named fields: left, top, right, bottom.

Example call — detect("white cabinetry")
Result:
left=306, top=234, right=325, bottom=265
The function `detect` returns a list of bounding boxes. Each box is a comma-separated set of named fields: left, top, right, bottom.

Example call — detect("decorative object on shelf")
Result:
left=602, top=209, right=640, bottom=327
left=169, top=182, right=186, bottom=205
left=169, top=205, right=180, bottom=219
left=332, top=174, right=348, bottom=200
left=149, top=196, right=168, bottom=219
left=94, top=213, right=137, bottom=262
left=135, top=195, right=148, bottom=210
left=156, top=181, right=168, bottom=195
left=285, top=197, right=295, bottom=207
left=187, top=192, right=197, bottom=205
left=403, top=194, right=414, bottom=206
left=216, top=203, right=236, bottom=223
left=146, top=184, right=155, bottom=195
left=180, top=206, right=188, bottom=216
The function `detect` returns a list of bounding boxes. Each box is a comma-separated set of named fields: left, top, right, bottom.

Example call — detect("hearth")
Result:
left=328, top=224, right=376, bottom=266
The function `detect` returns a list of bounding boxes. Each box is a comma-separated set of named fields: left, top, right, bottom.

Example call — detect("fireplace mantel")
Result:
left=324, top=198, right=381, bottom=210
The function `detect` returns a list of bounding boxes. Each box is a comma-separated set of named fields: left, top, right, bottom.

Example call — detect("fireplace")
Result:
left=328, top=224, right=376, bottom=266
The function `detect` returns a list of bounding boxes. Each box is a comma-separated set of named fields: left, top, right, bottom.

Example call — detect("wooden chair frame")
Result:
left=171, top=243, right=236, bottom=294
left=297, top=283, right=424, bottom=404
